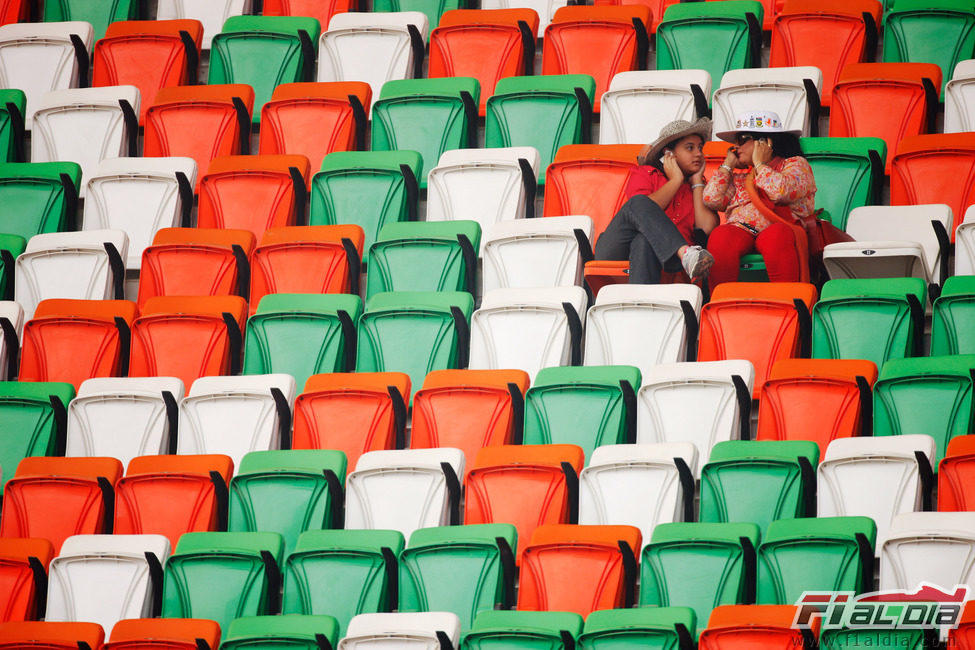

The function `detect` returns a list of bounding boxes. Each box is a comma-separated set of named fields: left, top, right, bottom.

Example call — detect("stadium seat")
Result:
left=523, top=365, right=640, bottom=460
left=517, top=524, right=641, bottom=616
left=365, top=221, right=480, bottom=298
left=1, top=456, right=122, bottom=552
left=699, top=440, right=819, bottom=532
left=209, top=16, right=320, bottom=124
left=243, top=294, right=362, bottom=386
left=177, top=374, right=297, bottom=468
left=0, top=381, right=74, bottom=495
left=0, top=162, right=81, bottom=241
left=143, top=84, right=255, bottom=182
left=577, top=607, right=696, bottom=650
left=0, top=0, right=28, bottom=27
left=0, top=90, right=25, bottom=162
left=137, top=228, right=254, bottom=308
left=105, top=618, right=221, bottom=650
left=156, top=0, right=252, bottom=50
left=769, top=0, right=881, bottom=107
left=82, top=158, right=198, bottom=271
left=956, top=207, right=975, bottom=275
left=636, top=360, right=754, bottom=475
left=798, top=136, right=886, bottom=230
left=429, top=9, right=538, bottom=115
left=356, top=291, right=473, bottom=391
left=265, top=0, right=353, bottom=27
left=259, top=81, right=371, bottom=169
left=317, top=12, right=428, bottom=104
left=0, top=537, right=54, bottom=623
left=712, top=66, right=822, bottom=138
left=310, top=150, right=421, bottom=251
left=880, top=511, right=975, bottom=594
left=584, top=283, right=702, bottom=376
left=345, top=447, right=465, bottom=540
left=698, top=282, right=818, bottom=398
left=464, top=444, right=584, bottom=563
left=161, top=531, right=284, bottom=630
left=461, top=610, right=584, bottom=649
left=342, top=612, right=461, bottom=650
left=818, top=435, right=936, bottom=542
left=0, top=22, right=93, bottom=128
left=398, top=524, right=517, bottom=630
left=45, top=534, right=170, bottom=631
left=222, top=615, right=339, bottom=650
left=812, top=278, right=927, bottom=367
left=65, top=376, right=184, bottom=468
left=31, top=86, right=140, bottom=195
left=940, top=435, right=975, bottom=511
left=129, top=296, right=248, bottom=387
left=485, top=74, right=596, bottom=184
left=228, top=449, right=347, bottom=554
left=890, top=134, right=975, bottom=237
left=757, top=516, right=875, bottom=604
left=599, top=69, right=711, bottom=145
left=410, top=368, right=530, bottom=466
left=481, top=215, right=593, bottom=292
left=698, top=605, right=815, bottom=649
left=19, top=299, right=136, bottom=389
left=372, top=0, right=462, bottom=35
left=579, top=442, right=697, bottom=542
left=640, top=522, right=759, bottom=627
left=829, top=62, right=941, bottom=171
left=0, top=300, right=20, bottom=381
left=0, top=235, right=24, bottom=302
left=114, top=454, right=234, bottom=549
left=282, top=529, right=404, bottom=633
left=469, top=287, right=588, bottom=381
left=932, top=275, right=975, bottom=354
left=293, top=372, right=410, bottom=470
left=542, top=144, right=642, bottom=239
left=756, top=358, right=877, bottom=454
left=0, top=621, right=105, bottom=650
left=91, top=20, right=203, bottom=122
left=656, top=1, right=763, bottom=95
left=41, top=0, right=139, bottom=38
left=945, top=59, right=975, bottom=132
left=250, top=225, right=364, bottom=312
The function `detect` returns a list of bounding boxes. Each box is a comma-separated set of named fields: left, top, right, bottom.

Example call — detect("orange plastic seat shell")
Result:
left=1, top=457, right=123, bottom=553
left=769, top=0, right=882, bottom=106
left=249, top=225, right=365, bottom=315
left=92, top=20, right=204, bottom=122
left=0, top=621, right=106, bottom=650
left=114, top=454, right=234, bottom=549
left=756, top=358, right=878, bottom=455
left=293, top=372, right=411, bottom=470
left=429, top=9, right=540, bottom=116
left=543, top=144, right=642, bottom=241
left=138, top=228, right=256, bottom=308
left=260, top=81, right=372, bottom=170
left=594, top=0, right=673, bottom=32
left=106, top=618, right=221, bottom=650
left=517, top=523, right=641, bottom=616
left=948, top=600, right=975, bottom=649
left=938, top=435, right=975, bottom=512
left=262, top=0, right=355, bottom=27
left=144, top=84, right=255, bottom=183
left=699, top=605, right=817, bottom=650
left=699, top=282, right=819, bottom=398
left=411, top=369, right=531, bottom=470
left=542, top=5, right=652, bottom=112
left=19, top=299, right=138, bottom=390
left=0, top=538, right=54, bottom=623
left=0, top=0, right=28, bottom=25
left=129, top=295, right=248, bottom=387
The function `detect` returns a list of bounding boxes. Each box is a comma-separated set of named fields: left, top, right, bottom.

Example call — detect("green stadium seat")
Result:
left=311, top=150, right=421, bottom=252
left=371, top=78, right=479, bottom=188
left=0, top=89, right=24, bottom=163
left=221, top=615, right=340, bottom=650
left=699, top=440, right=819, bottom=532
left=931, top=275, right=975, bottom=355
left=485, top=74, right=595, bottom=184
left=0, top=233, right=25, bottom=301
left=372, top=0, right=463, bottom=39
left=356, top=291, right=474, bottom=392
left=523, top=365, right=640, bottom=461
left=462, top=611, right=585, bottom=650
left=283, top=529, right=405, bottom=634
left=0, top=381, right=74, bottom=495
left=398, top=523, right=517, bottom=630
left=228, top=449, right=348, bottom=556
left=0, top=162, right=81, bottom=240
left=811, top=278, right=927, bottom=368
left=162, top=531, right=285, bottom=631
left=209, top=16, right=321, bottom=123
left=640, top=522, right=760, bottom=631
left=577, top=607, right=696, bottom=649
left=42, top=0, right=141, bottom=39
left=799, top=137, right=886, bottom=231
left=244, top=293, right=362, bottom=387
left=757, top=516, right=876, bottom=604
left=366, top=221, right=480, bottom=298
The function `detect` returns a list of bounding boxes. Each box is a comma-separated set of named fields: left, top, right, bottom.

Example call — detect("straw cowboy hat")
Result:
left=715, top=109, right=802, bottom=142
left=639, top=116, right=713, bottom=165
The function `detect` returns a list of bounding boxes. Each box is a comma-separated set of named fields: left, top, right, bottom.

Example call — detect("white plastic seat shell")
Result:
left=599, top=69, right=711, bottom=145
left=481, top=214, right=593, bottom=291
left=339, top=612, right=462, bottom=650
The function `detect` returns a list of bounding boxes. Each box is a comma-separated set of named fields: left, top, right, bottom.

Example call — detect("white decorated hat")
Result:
left=715, top=109, right=801, bottom=142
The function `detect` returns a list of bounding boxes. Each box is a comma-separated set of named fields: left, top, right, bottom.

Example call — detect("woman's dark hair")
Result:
left=768, top=132, right=805, bottom=159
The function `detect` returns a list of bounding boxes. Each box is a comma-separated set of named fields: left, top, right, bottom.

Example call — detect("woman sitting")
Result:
left=703, top=109, right=817, bottom=287
left=595, top=117, right=718, bottom=284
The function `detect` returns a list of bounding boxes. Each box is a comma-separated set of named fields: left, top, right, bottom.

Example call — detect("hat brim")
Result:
left=642, top=118, right=713, bottom=165
left=715, top=126, right=803, bottom=143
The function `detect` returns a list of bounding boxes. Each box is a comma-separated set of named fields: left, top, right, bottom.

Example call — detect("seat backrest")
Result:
left=342, top=612, right=462, bottom=650
left=577, top=606, right=696, bottom=649
left=879, top=511, right=975, bottom=593
left=945, top=59, right=975, bottom=132
left=698, top=605, right=812, bottom=649
left=713, top=66, right=822, bottom=137
left=462, top=610, right=584, bottom=649
left=0, top=300, right=21, bottom=381
left=105, top=618, right=222, bottom=650
left=44, top=1, right=141, bottom=38
left=481, top=214, right=593, bottom=291
left=0, top=621, right=105, bottom=650
left=265, top=0, right=354, bottom=27
left=932, top=275, right=975, bottom=355
left=599, top=69, right=711, bottom=145
left=0, top=161, right=82, bottom=241
left=939, top=434, right=975, bottom=512
left=222, top=614, right=340, bottom=650
left=798, top=136, right=885, bottom=230
left=155, top=0, right=251, bottom=50
left=0, top=537, right=54, bottom=623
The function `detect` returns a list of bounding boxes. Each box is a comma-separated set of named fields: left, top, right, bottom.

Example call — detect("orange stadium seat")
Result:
left=949, top=600, right=975, bottom=650
left=263, top=0, right=355, bottom=28
left=0, top=621, right=105, bottom=650
left=0, top=0, right=28, bottom=25
left=699, top=605, right=817, bottom=650
left=938, top=435, right=975, bottom=512
left=105, top=618, right=222, bottom=650
left=594, top=0, right=675, bottom=32
left=0, top=538, right=53, bottom=623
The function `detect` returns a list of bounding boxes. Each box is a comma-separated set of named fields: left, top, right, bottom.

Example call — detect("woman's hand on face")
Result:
left=662, top=150, right=683, bottom=182
left=753, top=138, right=773, bottom=166
left=723, top=147, right=739, bottom=169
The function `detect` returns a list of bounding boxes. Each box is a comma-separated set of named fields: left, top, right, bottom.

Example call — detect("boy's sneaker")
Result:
left=681, top=245, right=714, bottom=281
